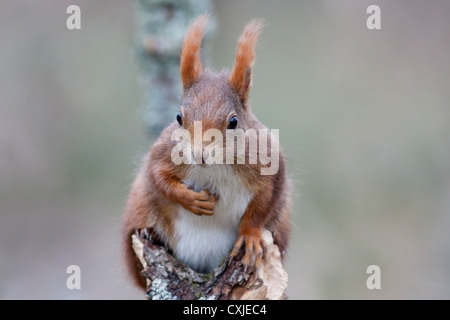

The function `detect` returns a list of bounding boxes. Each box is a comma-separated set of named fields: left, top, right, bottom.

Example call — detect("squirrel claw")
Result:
left=183, top=188, right=217, bottom=216
left=231, top=233, right=266, bottom=275
left=137, top=227, right=151, bottom=240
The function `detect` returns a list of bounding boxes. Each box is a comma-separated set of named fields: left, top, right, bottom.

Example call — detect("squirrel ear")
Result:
left=229, top=19, right=264, bottom=108
left=180, top=15, right=208, bottom=90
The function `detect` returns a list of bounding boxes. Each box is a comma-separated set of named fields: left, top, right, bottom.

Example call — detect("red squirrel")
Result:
left=122, top=15, right=291, bottom=289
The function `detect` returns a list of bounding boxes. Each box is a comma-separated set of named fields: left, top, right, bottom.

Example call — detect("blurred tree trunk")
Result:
left=135, top=0, right=216, bottom=136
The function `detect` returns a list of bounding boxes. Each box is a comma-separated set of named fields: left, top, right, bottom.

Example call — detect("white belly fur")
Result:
left=173, top=165, right=254, bottom=273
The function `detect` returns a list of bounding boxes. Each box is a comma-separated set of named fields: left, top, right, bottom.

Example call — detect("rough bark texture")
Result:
left=132, top=229, right=288, bottom=300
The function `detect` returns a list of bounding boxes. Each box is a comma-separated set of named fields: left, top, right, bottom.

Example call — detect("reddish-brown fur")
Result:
left=122, top=16, right=291, bottom=289
left=229, top=19, right=263, bottom=105
left=180, top=14, right=207, bottom=90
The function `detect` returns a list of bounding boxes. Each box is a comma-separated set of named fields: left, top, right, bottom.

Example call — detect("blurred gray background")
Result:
left=1, top=0, right=449, bottom=299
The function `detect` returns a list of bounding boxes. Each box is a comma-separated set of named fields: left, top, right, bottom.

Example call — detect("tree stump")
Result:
left=132, top=229, right=288, bottom=300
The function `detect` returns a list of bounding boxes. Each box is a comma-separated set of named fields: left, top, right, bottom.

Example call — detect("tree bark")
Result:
left=136, top=0, right=216, bottom=136
left=132, top=229, right=288, bottom=300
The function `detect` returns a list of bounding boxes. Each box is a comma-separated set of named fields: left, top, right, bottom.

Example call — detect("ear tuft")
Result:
left=180, top=14, right=209, bottom=90
left=229, top=19, right=264, bottom=107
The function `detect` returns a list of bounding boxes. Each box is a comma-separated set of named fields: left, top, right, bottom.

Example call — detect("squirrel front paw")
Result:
left=230, top=229, right=267, bottom=274
left=179, top=189, right=217, bottom=216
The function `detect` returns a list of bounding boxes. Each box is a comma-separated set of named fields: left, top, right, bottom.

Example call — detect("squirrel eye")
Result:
left=176, top=112, right=182, bottom=125
left=228, top=116, right=238, bottom=129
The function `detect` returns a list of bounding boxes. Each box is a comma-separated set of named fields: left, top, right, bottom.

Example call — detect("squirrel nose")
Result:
left=193, top=149, right=203, bottom=164
left=192, top=141, right=204, bottom=164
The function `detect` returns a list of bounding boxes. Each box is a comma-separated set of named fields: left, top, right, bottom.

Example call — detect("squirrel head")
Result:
left=177, top=15, right=264, bottom=140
